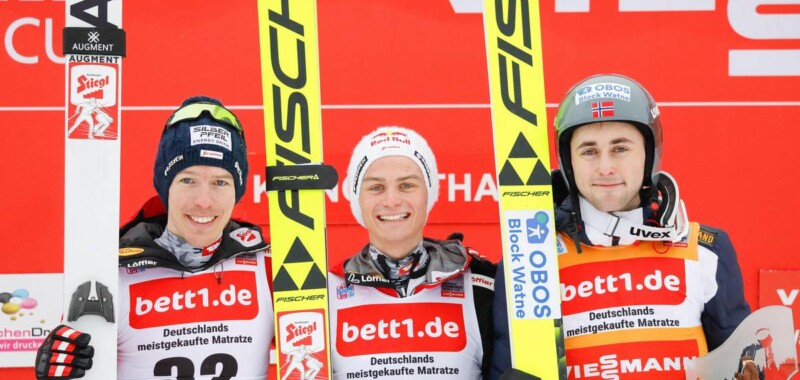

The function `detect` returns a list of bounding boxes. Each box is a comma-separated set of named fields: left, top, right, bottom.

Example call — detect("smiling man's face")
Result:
left=571, top=121, right=646, bottom=212
left=359, top=156, right=428, bottom=259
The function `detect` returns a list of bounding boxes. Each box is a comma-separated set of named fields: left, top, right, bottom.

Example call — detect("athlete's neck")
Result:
left=368, top=238, right=422, bottom=261
left=369, top=242, right=429, bottom=298
left=155, top=228, right=222, bottom=268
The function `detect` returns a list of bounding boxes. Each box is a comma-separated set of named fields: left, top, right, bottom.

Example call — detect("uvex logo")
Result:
left=336, top=302, right=466, bottom=356
left=630, top=227, right=671, bottom=239
left=129, top=271, right=258, bottom=329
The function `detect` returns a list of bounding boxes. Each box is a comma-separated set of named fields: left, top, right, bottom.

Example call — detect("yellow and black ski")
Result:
left=258, top=0, right=333, bottom=379
left=483, top=0, right=566, bottom=378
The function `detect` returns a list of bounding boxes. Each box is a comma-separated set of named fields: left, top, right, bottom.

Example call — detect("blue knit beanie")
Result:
left=153, top=96, right=248, bottom=207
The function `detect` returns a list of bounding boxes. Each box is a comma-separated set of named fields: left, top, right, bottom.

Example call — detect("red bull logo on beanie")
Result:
left=370, top=131, right=411, bottom=148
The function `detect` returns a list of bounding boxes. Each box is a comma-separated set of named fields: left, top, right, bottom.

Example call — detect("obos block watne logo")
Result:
left=504, top=210, right=561, bottom=320
left=526, top=211, right=550, bottom=244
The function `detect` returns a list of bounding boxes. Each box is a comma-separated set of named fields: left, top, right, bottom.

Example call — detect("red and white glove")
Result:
left=35, top=325, right=94, bottom=379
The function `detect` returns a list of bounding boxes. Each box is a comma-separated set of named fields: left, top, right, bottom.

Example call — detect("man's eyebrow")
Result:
left=397, top=174, right=423, bottom=181
left=362, top=174, right=423, bottom=182
left=575, top=137, right=635, bottom=149
left=610, top=137, right=635, bottom=145
left=179, top=169, right=233, bottom=179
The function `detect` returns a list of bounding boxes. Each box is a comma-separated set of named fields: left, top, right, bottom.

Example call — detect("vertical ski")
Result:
left=258, top=1, right=333, bottom=379
left=482, top=0, right=566, bottom=378
left=62, top=0, right=125, bottom=378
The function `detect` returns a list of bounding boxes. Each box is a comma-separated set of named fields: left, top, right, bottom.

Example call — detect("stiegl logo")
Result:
left=286, top=321, right=317, bottom=345
left=76, top=75, right=109, bottom=94
left=278, top=311, right=326, bottom=352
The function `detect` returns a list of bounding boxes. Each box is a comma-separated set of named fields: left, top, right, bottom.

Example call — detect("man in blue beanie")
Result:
left=35, top=96, right=275, bottom=379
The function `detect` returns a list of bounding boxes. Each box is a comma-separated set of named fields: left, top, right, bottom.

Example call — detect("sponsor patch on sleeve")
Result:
left=471, top=274, right=494, bottom=291
left=442, top=277, right=465, bottom=298
left=119, top=247, right=144, bottom=256
left=698, top=228, right=717, bottom=248
left=556, top=234, right=567, bottom=255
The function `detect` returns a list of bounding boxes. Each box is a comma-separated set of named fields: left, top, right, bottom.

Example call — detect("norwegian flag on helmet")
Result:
left=591, top=101, right=615, bottom=118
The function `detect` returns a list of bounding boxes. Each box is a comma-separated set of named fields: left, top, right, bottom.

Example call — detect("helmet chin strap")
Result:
left=590, top=171, right=689, bottom=243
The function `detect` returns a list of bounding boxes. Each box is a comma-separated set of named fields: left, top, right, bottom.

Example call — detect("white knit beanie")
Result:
left=346, top=126, right=439, bottom=226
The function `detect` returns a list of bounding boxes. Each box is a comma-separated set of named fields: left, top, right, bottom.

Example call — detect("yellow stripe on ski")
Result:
left=258, top=1, right=332, bottom=378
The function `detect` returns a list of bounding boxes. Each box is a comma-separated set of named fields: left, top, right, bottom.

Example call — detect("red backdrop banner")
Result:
left=2, top=0, right=799, bottom=377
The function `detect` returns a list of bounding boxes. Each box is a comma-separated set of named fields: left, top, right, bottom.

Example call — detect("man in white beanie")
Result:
left=328, top=126, right=498, bottom=380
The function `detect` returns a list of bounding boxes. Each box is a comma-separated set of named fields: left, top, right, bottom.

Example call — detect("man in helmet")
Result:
left=490, top=74, right=753, bottom=379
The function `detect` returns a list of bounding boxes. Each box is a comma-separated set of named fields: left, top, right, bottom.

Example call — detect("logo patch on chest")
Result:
left=336, top=282, right=355, bottom=300
left=441, top=277, right=465, bottom=298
